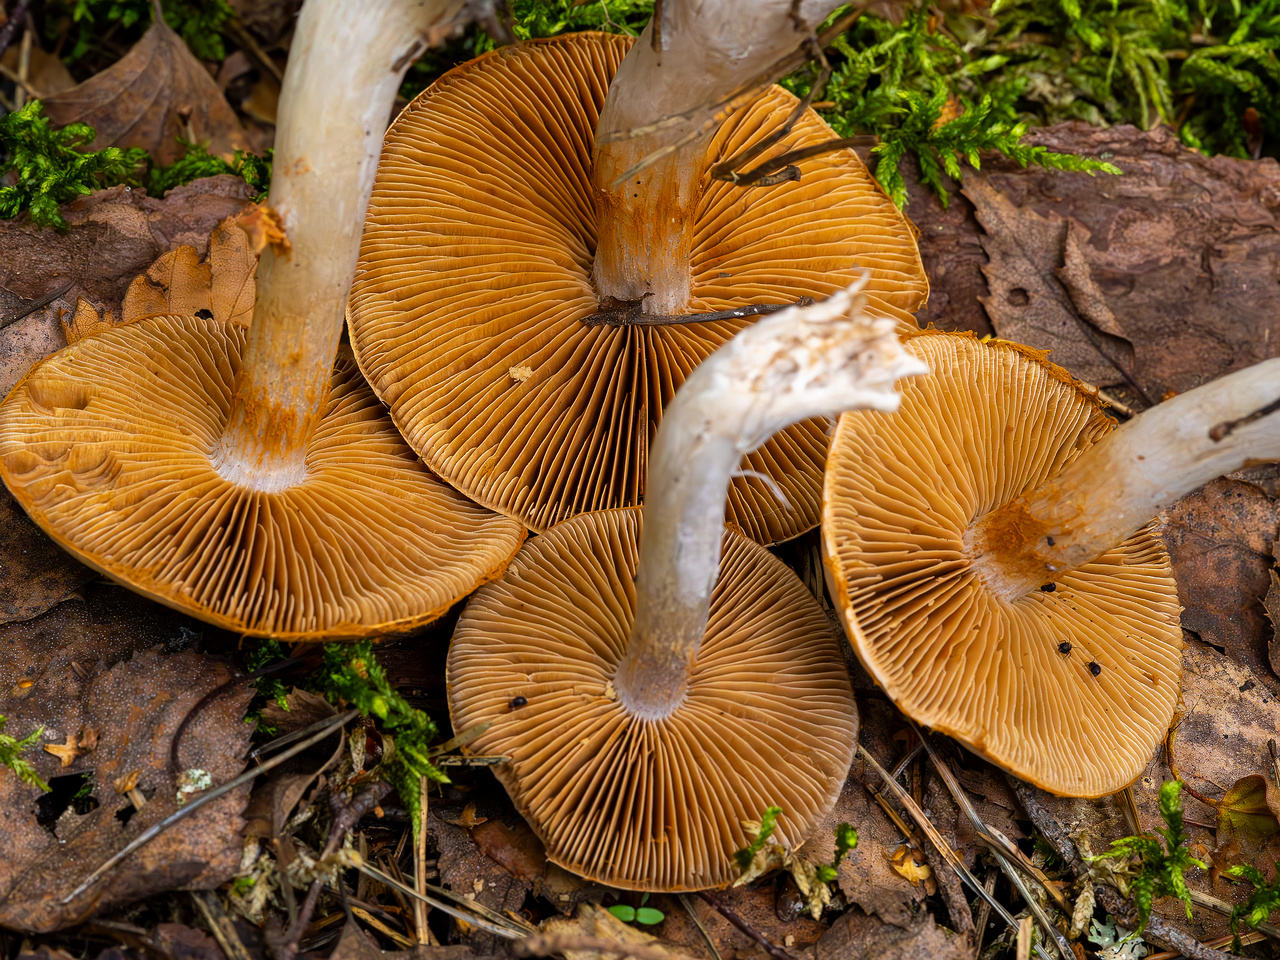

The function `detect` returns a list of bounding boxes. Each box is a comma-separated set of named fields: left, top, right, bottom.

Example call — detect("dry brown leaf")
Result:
left=912, top=123, right=1280, bottom=403
left=0, top=582, right=252, bottom=933
left=1160, top=477, right=1279, bottom=675
left=121, top=215, right=256, bottom=326
left=0, top=467, right=94, bottom=625
left=1, top=45, right=75, bottom=99
left=814, top=906, right=971, bottom=960
left=888, top=849, right=932, bottom=887
left=43, top=733, right=83, bottom=767
left=60, top=297, right=117, bottom=344
left=42, top=16, right=249, bottom=165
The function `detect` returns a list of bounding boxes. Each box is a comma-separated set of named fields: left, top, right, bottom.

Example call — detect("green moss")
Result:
left=0, top=101, right=147, bottom=230
left=0, top=715, right=49, bottom=793
left=0, top=102, right=270, bottom=229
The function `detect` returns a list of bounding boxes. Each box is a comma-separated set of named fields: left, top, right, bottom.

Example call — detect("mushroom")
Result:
left=448, top=276, right=927, bottom=889
left=348, top=4, right=928, bottom=545
left=0, top=0, right=525, bottom=640
left=822, top=331, right=1280, bottom=796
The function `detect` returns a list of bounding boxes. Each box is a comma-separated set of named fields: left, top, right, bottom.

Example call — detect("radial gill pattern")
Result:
left=349, top=32, right=928, bottom=545
left=822, top=334, right=1182, bottom=797
left=448, top=508, right=859, bottom=890
left=0, top=314, right=525, bottom=640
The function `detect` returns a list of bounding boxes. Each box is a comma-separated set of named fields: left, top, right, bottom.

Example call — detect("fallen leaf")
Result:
left=329, top=919, right=385, bottom=960
left=813, top=906, right=971, bottom=960
left=42, top=16, right=249, bottom=165
left=911, top=123, right=1280, bottom=404
left=0, top=476, right=94, bottom=625
left=888, top=849, right=932, bottom=886
left=1265, top=568, right=1280, bottom=677
left=0, top=176, right=254, bottom=317
left=1216, top=774, right=1280, bottom=839
left=445, top=801, right=489, bottom=830
left=60, top=298, right=117, bottom=344
left=120, top=215, right=256, bottom=327
left=78, top=727, right=99, bottom=752
left=0, top=582, right=251, bottom=932
left=434, top=812, right=533, bottom=952
left=43, top=733, right=83, bottom=767
left=1160, top=477, right=1278, bottom=675
left=968, top=179, right=1137, bottom=390
left=1, top=44, right=75, bottom=99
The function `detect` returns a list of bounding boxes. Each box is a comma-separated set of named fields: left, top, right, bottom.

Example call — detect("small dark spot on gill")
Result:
left=508, top=696, right=527, bottom=710
left=1040, top=582, right=1056, bottom=592
left=1088, top=661, right=1101, bottom=676
left=1046, top=536, right=1056, bottom=546
left=1058, top=642, right=1072, bottom=655
left=195, top=309, right=214, bottom=320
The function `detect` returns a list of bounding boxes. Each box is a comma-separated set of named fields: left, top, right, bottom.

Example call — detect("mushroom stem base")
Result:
left=613, top=644, right=690, bottom=721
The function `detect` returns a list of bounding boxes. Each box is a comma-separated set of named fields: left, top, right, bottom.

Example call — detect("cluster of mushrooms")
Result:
left=1, top=0, right=1278, bottom=895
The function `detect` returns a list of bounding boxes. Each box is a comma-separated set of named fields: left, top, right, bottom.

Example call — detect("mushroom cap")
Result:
left=822, top=333, right=1182, bottom=797
left=349, top=32, right=928, bottom=545
left=0, top=314, right=525, bottom=640
left=447, top=506, right=858, bottom=890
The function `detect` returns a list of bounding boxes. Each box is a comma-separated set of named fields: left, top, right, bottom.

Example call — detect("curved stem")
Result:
left=613, top=277, right=927, bottom=718
left=967, top=358, right=1280, bottom=602
left=215, top=0, right=473, bottom=487
left=590, top=0, right=843, bottom=316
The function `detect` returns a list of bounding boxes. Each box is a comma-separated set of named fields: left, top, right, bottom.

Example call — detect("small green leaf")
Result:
left=635, top=907, right=665, bottom=925
left=609, top=905, right=637, bottom=922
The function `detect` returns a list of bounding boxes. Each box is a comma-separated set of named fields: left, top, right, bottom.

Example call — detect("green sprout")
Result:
left=1091, top=780, right=1205, bottom=933
left=609, top=893, right=665, bottom=925
left=735, top=804, right=782, bottom=870
left=816, top=822, right=859, bottom=884
left=0, top=716, right=50, bottom=792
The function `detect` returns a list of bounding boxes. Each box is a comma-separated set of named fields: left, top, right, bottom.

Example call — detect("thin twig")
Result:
left=355, top=863, right=531, bottom=940
left=414, top=776, right=430, bottom=945
left=191, top=891, right=255, bottom=960
left=0, top=0, right=32, bottom=64
left=175, top=655, right=308, bottom=770
left=697, top=891, right=800, bottom=960
left=277, top=781, right=389, bottom=960
left=677, top=893, right=723, bottom=960
left=1, top=281, right=73, bottom=330
left=581, top=299, right=809, bottom=328
left=602, top=6, right=864, bottom=186
left=1010, top=777, right=1239, bottom=960
left=63, top=709, right=358, bottom=905
left=1188, top=889, right=1280, bottom=941
left=974, top=865, right=998, bottom=953
left=1096, top=886, right=1236, bottom=960
left=916, top=734, right=1071, bottom=960
left=856, top=745, right=1055, bottom=960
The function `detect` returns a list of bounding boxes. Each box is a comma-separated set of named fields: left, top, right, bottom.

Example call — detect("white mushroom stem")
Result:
left=967, top=357, right=1280, bottom=603
left=613, top=276, right=928, bottom=719
left=215, top=0, right=473, bottom=488
left=591, top=0, right=843, bottom=316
